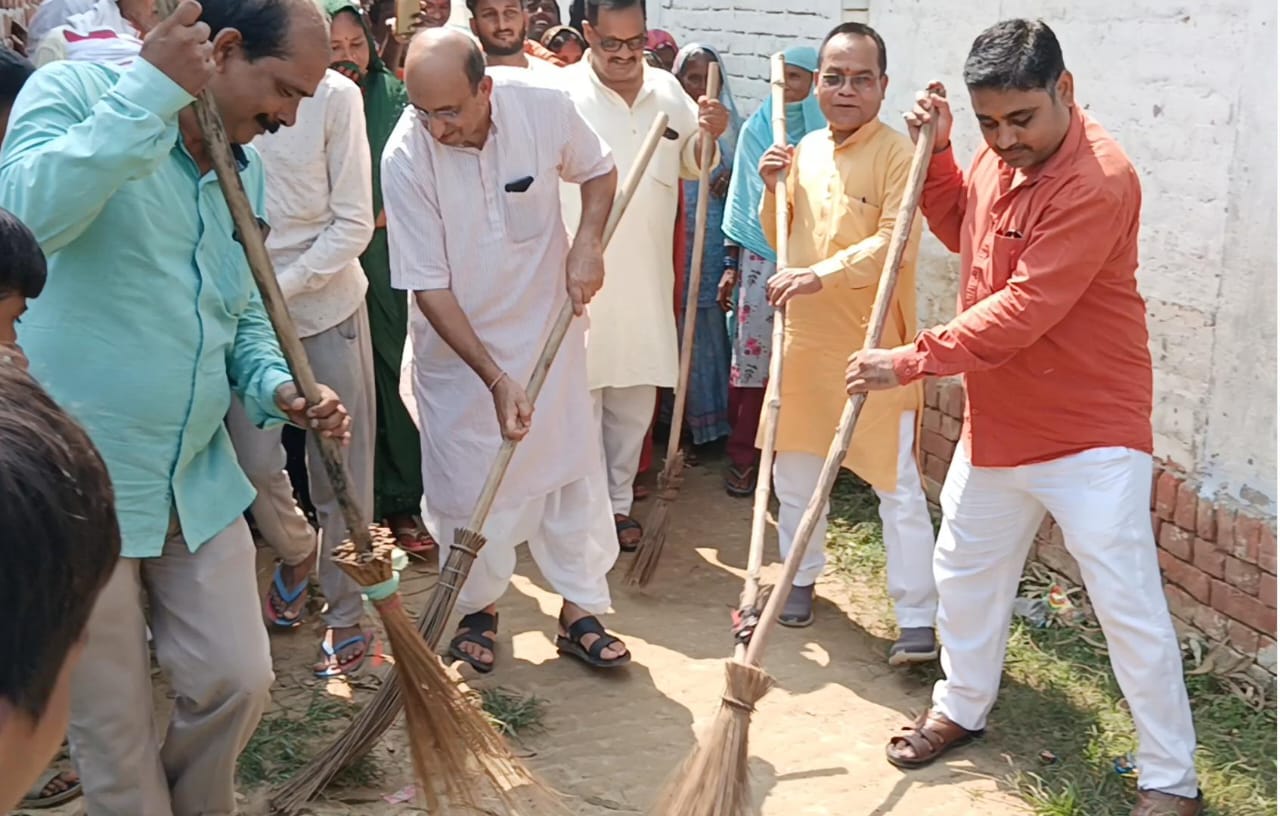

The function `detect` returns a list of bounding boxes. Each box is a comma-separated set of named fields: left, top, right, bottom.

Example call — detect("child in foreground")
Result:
left=0, top=208, right=120, bottom=812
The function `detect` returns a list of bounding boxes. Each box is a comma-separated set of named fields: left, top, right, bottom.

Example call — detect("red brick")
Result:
left=1191, top=604, right=1229, bottom=640
left=1223, top=555, right=1261, bottom=596
left=939, top=414, right=963, bottom=443
left=1234, top=514, right=1262, bottom=565
left=924, top=381, right=939, bottom=408
left=1192, top=538, right=1226, bottom=579
left=1164, top=585, right=1199, bottom=627
left=1158, top=549, right=1210, bottom=603
left=921, top=429, right=955, bottom=462
left=1174, top=482, right=1199, bottom=531
left=1154, top=472, right=1179, bottom=520
left=1158, top=523, right=1194, bottom=562
left=1260, top=525, right=1276, bottom=575
left=923, top=408, right=942, bottom=434
left=1260, top=571, right=1276, bottom=610
left=923, top=453, right=949, bottom=486
left=1226, top=619, right=1261, bottom=655
left=1216, top=506, right=1237, bottom=552
left=939, top=381, right=965, bottom=418
left=1196, top=497, right=1217, bottom=542
left=1211, top=580, right=1277, bottom=636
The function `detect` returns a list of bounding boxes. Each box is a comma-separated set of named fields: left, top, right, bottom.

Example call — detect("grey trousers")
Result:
left=68, top=517, right=274, bottom=816
left=227, top=304, right=377, bottom=629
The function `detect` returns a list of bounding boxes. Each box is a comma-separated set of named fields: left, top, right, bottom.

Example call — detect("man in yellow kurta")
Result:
left=759, top=22, right=937, bottom=664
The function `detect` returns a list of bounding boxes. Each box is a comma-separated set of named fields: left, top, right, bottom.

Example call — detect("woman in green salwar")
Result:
left=325, top=0, right=434, bottom=556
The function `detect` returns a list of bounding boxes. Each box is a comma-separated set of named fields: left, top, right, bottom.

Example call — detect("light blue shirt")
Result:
left=0, top=58, right=294, bottom=558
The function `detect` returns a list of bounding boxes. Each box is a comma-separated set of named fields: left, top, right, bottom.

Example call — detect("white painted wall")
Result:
left=646, top=0, right=1277, bottom=512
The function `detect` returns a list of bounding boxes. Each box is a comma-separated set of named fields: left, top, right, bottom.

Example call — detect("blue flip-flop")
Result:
left=262, top=564, right=310, bottom=630
left=314, top=631, right=375, bottom=679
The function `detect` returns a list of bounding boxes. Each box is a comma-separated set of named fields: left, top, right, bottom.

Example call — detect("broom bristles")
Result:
left=379, top=601, right=563, bottom=814
left=419, top=526, right=487, bottom=646
left=625, top=451, right=685, bottom=587
left=650, top=661, right=775, bottom=816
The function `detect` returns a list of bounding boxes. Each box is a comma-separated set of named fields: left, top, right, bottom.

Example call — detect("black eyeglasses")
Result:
left=598, top=32, right=647, bottom=52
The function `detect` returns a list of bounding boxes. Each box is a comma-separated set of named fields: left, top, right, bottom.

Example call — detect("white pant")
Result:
left=424, top=472, right=620, bottom=616
left=68, top=517, right=273, bottom=816
left=591, top=384, right=657, bottom=517
left=932, top=443, right=1198, bottom=797
left=227, top=306, right=376, bottom=629
left=773, top=411, right=938, bottom=629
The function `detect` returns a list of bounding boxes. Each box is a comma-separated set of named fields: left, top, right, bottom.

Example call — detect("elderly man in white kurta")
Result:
left=385, top=30, right=629, bottom=672
left=559, top=0, right=728, bottom=550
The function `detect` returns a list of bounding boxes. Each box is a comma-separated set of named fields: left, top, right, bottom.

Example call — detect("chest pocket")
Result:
left=966, top=234, right=1026, bottom=306
left=647, top=132, right=683, bottom=189
left=832, top=193, right=880, bottom=248
left=503, top=172, right=555, bottom=244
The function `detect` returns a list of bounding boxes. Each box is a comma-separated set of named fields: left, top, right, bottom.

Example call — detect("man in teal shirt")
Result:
left=0, top=1, right=346, bottom=813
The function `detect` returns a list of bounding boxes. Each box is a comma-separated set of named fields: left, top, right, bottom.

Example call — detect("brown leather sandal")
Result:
left=885, top=710, right=983, bottom=769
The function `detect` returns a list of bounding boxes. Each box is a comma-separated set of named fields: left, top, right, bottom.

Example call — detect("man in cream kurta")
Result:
left=558, top=0, right=727, bottom=548
left=385, top=31, right=629, bottom=672
left=760, top=23, right=937, bottom=663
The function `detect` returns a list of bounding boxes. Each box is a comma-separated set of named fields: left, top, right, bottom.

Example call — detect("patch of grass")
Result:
left=237, top=692, right=384, bottom=789
left=477, top=686, right=547, bottom=737
left=824, top=472, right=1278, bottom=816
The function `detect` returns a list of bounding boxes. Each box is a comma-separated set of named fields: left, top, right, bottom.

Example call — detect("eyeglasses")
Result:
left=414, top=105, right=461, bottom=124
left=819, top=73, right=881, bottom=93
left=598, top=32, right=647, bottom=52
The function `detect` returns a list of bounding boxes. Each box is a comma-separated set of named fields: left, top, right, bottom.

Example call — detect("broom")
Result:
left=148, top=1, right=563, bottom=810
left=650, top=113, right=938, bottom=816
left=733, top=53, right=792, bottom=656
left=625, top=61, right=721, bottom=587
left=270, top=112, right=671, bottom=813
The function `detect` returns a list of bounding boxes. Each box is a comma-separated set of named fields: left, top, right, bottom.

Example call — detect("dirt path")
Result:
left=249, top=459, right=1027, bottom=816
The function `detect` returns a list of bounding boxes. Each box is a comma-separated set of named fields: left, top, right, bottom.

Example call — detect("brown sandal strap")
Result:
left=888, top=712, right=978, bottom=764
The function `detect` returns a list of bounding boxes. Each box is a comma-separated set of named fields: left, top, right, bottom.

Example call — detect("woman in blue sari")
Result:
left=718, top=46, right=825, bottom=496
left=671, top=42, right=743, bottom=451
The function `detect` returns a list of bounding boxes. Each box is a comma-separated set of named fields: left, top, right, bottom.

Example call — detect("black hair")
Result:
left=198, top=0, right=298, bottom=61
left=819, top=22, right=887, bottom=76
left=0, top=208, right=46, bottom=299
left=547, top=27, right=586, bottom=51
left=0, top=46, right=34, bottom=110
left=0, top=365, right=120, bottom=720
left=963, top=19, right=1065, bottom=92
left=585, top=0, right=645, bottom=27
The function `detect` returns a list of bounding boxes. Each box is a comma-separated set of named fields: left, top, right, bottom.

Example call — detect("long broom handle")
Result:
left=461, top=112, right=671, bottom=534
left=153, top=0, right=371, bottom=552
left=735, top=53, right=789, bottom=663
left=743, top=117, right=936, bottom=668
left=661, top=62, right=720, bottom=471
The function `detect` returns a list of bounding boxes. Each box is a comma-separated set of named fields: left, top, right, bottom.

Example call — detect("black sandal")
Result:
left=556, top=615, right=631, bottom=669
left=615, top=514, right=643, bottom=553
left=448, top=610, right=498, bottom=674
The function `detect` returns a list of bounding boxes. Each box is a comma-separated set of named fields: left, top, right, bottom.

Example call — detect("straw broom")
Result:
left=271, top=112, right=671, bottom=814
left=650, top=110, right=939, bottom=816
left=734, top=53, right=793, bottom=655
left=625, top=62, right=721, bottom=587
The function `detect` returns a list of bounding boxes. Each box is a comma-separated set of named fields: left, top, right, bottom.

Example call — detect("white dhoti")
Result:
left=932, top=443, right=1199, bottom=797
left=424, top=469, right=619, bottom=615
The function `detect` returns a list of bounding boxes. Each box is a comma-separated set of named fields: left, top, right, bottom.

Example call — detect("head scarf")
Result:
left=645, top=29, right=677, bottom=54
left=672, top=43, right=743, bottom=166
left=721, top=45, right=825, bottom=262
left=322, top=0, right=407, bottom=219
left=541, top=24, right=584, bottom=51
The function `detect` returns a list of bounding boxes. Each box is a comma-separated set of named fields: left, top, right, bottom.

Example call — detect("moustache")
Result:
left=256, top=115, right=281, bottom=134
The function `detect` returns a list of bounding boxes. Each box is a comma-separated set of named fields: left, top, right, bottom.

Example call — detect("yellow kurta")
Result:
left=760, top=118, right=923, bottom=493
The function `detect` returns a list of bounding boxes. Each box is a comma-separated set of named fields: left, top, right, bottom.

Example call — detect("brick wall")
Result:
left=922, top=378, right=1278, bottom=680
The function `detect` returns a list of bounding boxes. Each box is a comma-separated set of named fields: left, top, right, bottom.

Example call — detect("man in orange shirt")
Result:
left=845, top=20, right=1201, bottom=816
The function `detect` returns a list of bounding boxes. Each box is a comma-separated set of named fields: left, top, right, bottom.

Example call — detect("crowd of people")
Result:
left=0, top=1, right=1207, bottom=815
